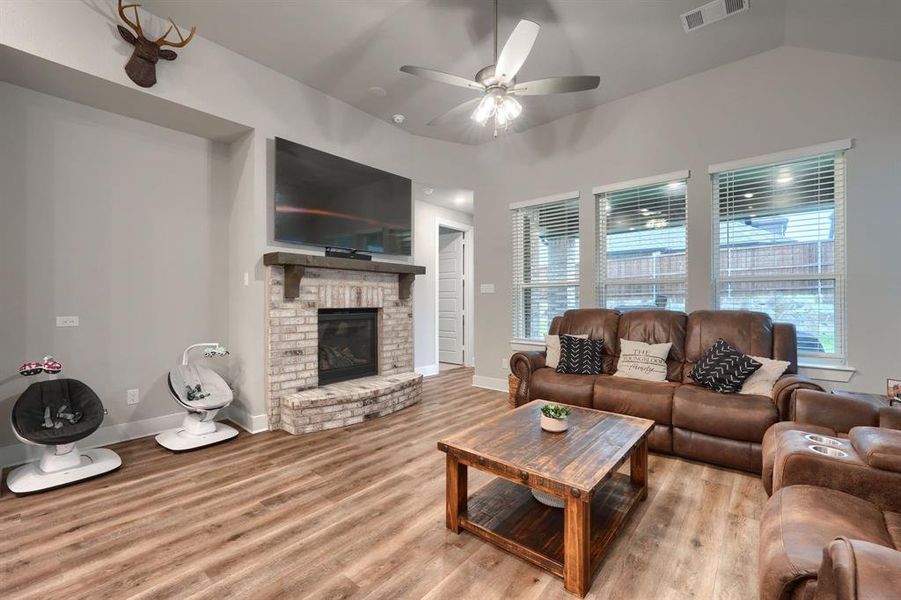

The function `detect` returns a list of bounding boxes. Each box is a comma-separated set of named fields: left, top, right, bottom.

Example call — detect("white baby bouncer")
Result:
left=154, top=343, right=238, bottom=451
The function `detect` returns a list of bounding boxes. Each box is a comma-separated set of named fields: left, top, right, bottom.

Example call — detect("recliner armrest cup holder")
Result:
left=809, top=444, right=849, bottom=458
left=804, top=434, right=844, bottom=447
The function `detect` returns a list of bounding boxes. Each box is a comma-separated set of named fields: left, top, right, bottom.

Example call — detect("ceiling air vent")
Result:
left=681, top=0, right=749, bottom=33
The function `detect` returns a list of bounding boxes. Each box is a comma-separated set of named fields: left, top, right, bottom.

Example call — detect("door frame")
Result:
left=436, top=218, right=474, bottom=367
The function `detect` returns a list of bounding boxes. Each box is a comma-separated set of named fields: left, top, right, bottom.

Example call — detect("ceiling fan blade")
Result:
left=494, top=19, right=540, bottom=84
left=400, top=66, right=485, bottom=91
left=512, top=75, right=601, bottom=96
left=427, top=97, right=483, bottom=126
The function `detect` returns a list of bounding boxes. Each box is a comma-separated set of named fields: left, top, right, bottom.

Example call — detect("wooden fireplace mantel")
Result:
left=263, top=252, right=426, bottom=301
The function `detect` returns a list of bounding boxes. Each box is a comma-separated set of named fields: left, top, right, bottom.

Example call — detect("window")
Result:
left=511, top=194, right=580, bottom=340
left=595, top=173, right=688, bottom=312
left=713, top=149, right=847, bottom=360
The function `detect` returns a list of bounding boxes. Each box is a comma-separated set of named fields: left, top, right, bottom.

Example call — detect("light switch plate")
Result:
left=127, top=389, right=140, bottom=405
left=480, top=283, right=495, bottom=294
left=56, top=316, right=79, bottom=327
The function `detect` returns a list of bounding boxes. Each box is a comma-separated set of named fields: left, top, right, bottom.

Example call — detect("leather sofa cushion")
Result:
left=529, top=368, right=596, bottom=408
left=684, top=310, right=774, bottom=383
left=593, top=375, right=676, bottom=425
left=673, top=384, right=778, bottom=443
left=550, top=309, right=620, bottom=374
left=615, top=310, right=687, bottom=382
left=673, top=428, right=762, bottom=473
left=850, top=426, right=901, bottom=473
left=758, top=486, right=896, bottom=600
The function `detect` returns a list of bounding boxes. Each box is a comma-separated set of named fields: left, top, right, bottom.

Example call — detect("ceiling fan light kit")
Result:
left=399, top=1, right=599, bottom=138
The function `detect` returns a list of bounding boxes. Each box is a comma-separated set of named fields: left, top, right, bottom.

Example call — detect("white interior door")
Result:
left=438, top=229, right=465, bottom=364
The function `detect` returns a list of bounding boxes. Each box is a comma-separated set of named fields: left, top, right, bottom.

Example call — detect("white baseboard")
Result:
left=0, top=407, right=271, bottom=468
left=227, top=404, right=270, bottom=433
left=0, top=411, right=184, bottom=468
left=416, top=364, right=440, bottom=377
left=472, top=375, right=507, bottom=392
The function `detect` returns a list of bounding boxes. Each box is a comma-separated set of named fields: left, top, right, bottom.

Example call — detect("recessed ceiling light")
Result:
left=423, top=187, right=434, bottom=195
left=368, top=86, right=388, bottom=97
left=392, top=114, right=406, bottom=124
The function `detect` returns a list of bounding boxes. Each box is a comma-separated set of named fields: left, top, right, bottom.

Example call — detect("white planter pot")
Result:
left=540, top=414, right=569, bottom=433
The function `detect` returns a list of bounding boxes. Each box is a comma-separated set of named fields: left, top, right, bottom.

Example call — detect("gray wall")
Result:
left=0, top=82, right=229, bottom=449
left=471, top=46, right=901, bottom=392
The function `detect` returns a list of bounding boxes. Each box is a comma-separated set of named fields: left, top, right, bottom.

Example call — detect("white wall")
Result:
left=412, top=188, right=473, bottom=374
left=471, top=46, right=901, bottom=393
left=0, top=82, right=229, bottom=455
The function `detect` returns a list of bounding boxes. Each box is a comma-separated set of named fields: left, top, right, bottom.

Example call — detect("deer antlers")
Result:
left=117, top=0, right=195, bottom=48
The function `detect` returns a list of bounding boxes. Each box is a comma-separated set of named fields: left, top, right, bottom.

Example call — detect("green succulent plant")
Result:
left=540, top=403, right=571, bottom=420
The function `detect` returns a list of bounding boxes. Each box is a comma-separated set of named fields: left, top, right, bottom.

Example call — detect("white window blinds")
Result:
left=596, top=178, right=687, bottom=312
left=713, top=152, right=846, bottom=359
left=511, top=196, right=580, bottom=340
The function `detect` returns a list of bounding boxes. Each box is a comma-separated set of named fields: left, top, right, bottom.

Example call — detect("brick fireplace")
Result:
left=264, top=253, right=425, bottom=434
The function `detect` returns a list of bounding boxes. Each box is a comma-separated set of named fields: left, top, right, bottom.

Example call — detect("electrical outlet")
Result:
left=126, top=388, right=140, bottom=405
left=243, top=271, right=250, bottom=286
left=480, top=283, right=495, bottom=294
left=501, top=357, right=508, bottom=369
left=56, top=316, right=79, bottom=327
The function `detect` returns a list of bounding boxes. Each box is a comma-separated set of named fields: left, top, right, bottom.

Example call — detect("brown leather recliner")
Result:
left=759, top=485, right=901, bottom=600
left=813, top=538, right=901, bottom=600
left=761, top=389, right=901, bottom=496
left=510, top=308, right=823, bottom=472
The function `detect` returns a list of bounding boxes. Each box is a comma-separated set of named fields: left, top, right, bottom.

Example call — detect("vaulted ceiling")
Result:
left=141, top=0, right=901, bottom=145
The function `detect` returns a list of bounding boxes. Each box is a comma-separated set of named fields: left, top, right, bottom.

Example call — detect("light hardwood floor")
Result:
left=0, top=367, right=767, bottom=599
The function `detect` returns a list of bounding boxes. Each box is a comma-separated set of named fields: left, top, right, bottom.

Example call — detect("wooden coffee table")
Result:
left=437, top=400, right=653, bottom=597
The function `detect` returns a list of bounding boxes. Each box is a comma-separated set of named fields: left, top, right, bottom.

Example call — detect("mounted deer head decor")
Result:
left=117, top=0, right=196, bottom=88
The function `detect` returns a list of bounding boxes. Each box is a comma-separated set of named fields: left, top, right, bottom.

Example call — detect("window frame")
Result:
left=709, top=141, right=851, bottom=363
left=593, top=170, right=690, bottom=313
left=510, top=191, right=581, bottom=342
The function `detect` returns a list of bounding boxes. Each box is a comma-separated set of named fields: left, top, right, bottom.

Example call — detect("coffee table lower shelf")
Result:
left=459, top=473, right=644, bottom=580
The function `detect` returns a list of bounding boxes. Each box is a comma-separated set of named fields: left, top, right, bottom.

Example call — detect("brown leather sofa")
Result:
left=510, top=308, right=822, bottom=473
left=762, top=389, right=901, bottom=496
left=759, top=485, right=901, bottom=600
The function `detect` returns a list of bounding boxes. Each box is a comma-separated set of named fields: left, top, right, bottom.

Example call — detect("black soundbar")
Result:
left=325, top=247, right=373, bottom=261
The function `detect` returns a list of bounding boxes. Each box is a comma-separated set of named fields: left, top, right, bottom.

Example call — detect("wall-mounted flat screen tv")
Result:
left=274, top=137, right=412, bottom=255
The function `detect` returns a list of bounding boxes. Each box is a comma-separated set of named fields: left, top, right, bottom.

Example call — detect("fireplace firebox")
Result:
left=318, top=308, right=379, bottom=385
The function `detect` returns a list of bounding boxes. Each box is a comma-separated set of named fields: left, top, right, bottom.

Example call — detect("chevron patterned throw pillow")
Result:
left=689, top=338, right=763, bottom=393
left=556, top=336, right=604, bottom=375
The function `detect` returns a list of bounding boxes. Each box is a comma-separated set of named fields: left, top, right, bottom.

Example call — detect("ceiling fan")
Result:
left=400, top=0, right=600, bottom=136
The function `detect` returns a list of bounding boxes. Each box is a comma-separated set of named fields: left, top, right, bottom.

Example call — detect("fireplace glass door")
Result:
left=318, top=309, right=378, bottom=385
